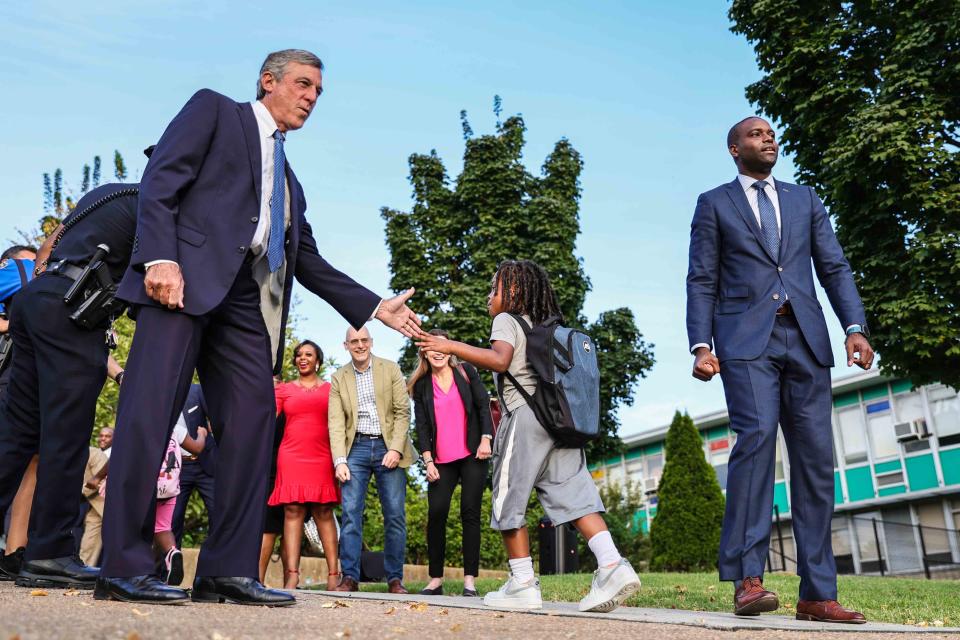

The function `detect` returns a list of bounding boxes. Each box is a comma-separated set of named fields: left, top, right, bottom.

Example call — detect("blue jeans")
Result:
left=339, top=436, right=407, bottom=582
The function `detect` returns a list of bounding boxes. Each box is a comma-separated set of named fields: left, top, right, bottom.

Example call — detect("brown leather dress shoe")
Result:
left=733, top=576, right=779, bottom=616
left=333, top=576, right=359, bottom=592
left=387, top=579, right=409, bottom=595
left=796, top=600, right=866, bottom=624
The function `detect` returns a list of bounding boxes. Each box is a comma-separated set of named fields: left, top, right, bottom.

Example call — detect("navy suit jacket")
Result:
left=686, top=178, right=866, bottom=367
left=117, top=89, right=381, bottom=370
left=181, top=383, right=216, bottom=476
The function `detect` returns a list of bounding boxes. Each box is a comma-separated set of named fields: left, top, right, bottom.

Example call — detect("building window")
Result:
left=881, top=506, right=922, bottom=573
left=875, top=470, right=905, bottom=488
left=929, top=385, right=960, bottom=445
left=894, top=392, right=925, bottom=424
left=852, top=513, right=883, bottom=573
left=607, top=464, right=624, bottom=487
left=832, top=516, right=855, bottom=574
left=837, top=407, right=868, bottom=464
left=916, top=502, right=953, bottom=566
left=775, top=439, right=786, bottom=481
left=866, top=400, right=898, bottom=460
left=625, top=459, right=643, bottom=486
left=644, top=453, right=663, bottom=493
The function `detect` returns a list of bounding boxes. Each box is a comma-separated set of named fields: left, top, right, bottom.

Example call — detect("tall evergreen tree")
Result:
left=650, top=411, right=725, bottom=571
left=382, top=99, right=655, bottom=462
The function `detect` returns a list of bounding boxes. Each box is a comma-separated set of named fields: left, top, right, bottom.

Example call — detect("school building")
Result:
left=592, top=370, right=960, bottom=578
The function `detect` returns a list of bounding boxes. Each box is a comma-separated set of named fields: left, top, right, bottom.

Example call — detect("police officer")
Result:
left=0, top=182, right=138, bottom=589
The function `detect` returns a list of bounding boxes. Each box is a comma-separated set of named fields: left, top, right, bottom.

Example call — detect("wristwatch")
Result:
left=846, top=324, right=869, bottom=337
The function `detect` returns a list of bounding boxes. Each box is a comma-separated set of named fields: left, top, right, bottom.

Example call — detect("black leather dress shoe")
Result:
left=0, top=547, right=25, bottom=581
left=16, top=555, right=99, bottom=589
left=192, top=576, right=296, bottom=607
left=419, top=584, right=443, bottom=596
left=94, top=575, right=189, bottom=605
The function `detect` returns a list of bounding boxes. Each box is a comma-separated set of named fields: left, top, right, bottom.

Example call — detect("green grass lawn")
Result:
left=332, top=572, right=959, bottom=626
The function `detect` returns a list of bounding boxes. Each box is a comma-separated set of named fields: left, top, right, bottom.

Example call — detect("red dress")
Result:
left=268, top=381, right=341, bottom=506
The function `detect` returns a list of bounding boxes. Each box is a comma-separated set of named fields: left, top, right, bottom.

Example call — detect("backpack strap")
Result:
left=12, top=259, right=29, bottom=289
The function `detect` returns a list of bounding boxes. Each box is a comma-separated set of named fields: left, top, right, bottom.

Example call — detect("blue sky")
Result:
left=0, top=1, right=859, bottom=436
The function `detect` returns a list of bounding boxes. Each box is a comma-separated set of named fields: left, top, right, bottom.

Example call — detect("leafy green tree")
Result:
left=382, top=99, right=655, bottom=462
left=729, top=0, right=960, bottom=388
left=650, top=412, right=724, bottom=571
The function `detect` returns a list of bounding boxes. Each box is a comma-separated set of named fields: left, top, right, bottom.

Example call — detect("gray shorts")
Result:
left=490, top=403, right=605, bottom=530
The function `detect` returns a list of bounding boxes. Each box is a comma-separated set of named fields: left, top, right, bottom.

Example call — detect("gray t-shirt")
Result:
left=490, top=313, right=537, bottom=412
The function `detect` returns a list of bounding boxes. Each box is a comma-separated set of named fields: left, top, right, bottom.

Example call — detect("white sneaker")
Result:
left=482, top=574, right=543, bottom=610
left=578, top=558, right=641, bottom=613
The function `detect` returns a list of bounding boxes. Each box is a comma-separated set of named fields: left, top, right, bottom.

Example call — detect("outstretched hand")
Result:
left=375, top=288, right=423, bottom=338
left=414, top=332, right=453, bottom=354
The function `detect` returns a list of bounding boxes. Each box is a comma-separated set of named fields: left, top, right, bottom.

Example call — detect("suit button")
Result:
left=238, top=246, right=246, bottom=253
left=772, top=293, right=780, bottom=301
left=251, top=216, right=259, bottom=223
left=777, top=266, right=783, bottom=272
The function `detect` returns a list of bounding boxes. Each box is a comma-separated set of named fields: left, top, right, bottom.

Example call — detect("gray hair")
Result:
left=256, top=49, right=324, bottom=100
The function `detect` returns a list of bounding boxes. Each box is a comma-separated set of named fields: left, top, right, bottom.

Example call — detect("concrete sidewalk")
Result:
left=306, top=589, right=957, bottom=634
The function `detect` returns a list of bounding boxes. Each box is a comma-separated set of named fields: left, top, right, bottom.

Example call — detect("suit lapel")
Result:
left=775, top=180, right=793, bottom=259
left=238, top=103, right=262, bottom=205
left=724, top=179, right=777, bottom=263
left=372, top=358, right=388, bottom=429
left=345, top=366, right=359, bottom=424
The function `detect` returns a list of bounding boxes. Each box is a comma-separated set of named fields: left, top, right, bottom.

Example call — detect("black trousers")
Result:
left=427, top=455, right=488, bottom=578
left=171, top=461, right=216, bottom=547
left=0, top=275, right=108, bottom=560
left=101, top=262, right=275, bottom=579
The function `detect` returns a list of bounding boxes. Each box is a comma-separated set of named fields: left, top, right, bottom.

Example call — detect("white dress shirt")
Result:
left=249, top=100, right=291, bottom=257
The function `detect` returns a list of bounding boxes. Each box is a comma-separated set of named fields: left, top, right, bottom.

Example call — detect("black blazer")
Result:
left=413, top=363, right=492, bottom=457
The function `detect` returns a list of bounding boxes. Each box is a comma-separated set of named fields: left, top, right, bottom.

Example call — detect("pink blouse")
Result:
left=432, top=375, right=470, bottom=464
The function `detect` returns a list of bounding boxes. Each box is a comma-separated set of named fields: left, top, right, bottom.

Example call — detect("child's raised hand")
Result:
left=415, top=333, right=452, bottom=354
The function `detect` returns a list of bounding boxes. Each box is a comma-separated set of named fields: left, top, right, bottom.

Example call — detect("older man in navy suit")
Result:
left=97, top=50, right=422, bottom=606
left=686, top=117, right=874, bottom=624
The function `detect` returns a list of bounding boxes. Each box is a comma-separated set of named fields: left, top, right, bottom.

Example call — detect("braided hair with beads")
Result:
left=491, top=259, right=563, bottom=325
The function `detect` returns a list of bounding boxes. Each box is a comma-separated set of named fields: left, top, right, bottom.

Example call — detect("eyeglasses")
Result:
left=347, top=338, right=371, bottom=347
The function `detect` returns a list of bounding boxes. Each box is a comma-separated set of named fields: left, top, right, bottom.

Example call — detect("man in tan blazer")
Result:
left=79, top=445, right=109, bottom=566
left=329, top=326, right=415, bottom=594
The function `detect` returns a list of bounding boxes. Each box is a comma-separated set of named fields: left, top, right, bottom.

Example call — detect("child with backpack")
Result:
left=155, top=414, right=207, bottom=585
left=415, top=259, right=641, bottom=613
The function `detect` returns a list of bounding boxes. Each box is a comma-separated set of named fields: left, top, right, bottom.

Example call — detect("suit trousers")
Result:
left=0, top=275, right=108, bottom=560
left=718, top=314, right=837, bottom=601
left=100, top=262, right=276, bottom=579
left=427, top=455, right=488, bottom=578
left=171, top=460, right=216, bottom=548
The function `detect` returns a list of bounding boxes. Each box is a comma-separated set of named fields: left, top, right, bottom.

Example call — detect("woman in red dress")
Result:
left=269, top=340, right=340, bottom=590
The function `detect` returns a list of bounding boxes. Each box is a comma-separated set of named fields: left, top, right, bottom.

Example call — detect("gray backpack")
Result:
left=497, top=314, right=600, bottom=448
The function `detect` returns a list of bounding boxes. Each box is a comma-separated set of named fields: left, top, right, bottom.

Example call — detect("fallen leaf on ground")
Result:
left=334, top=630, right=351, bottom=638
left=384, top=606, right=397, bottom=615
left=29, top=590, right=48, bottom=597
left=126, top=633, right=141, bottom=640
left=62, top=589, right=83, bottom=597
left=449, top=623, right=463, bottom=632
left=706, top=585, right=716, bottom=592
left=79, top=602, right=92, bottom=607
left=439, top=609, right=448, bottom=615
left=131, top=608, right=151, bottom=617
left=674, top=584, right=687, bottom=595
left=322, top=600, right=351, bottom=609
left=391, top=628, right=407, bottom=634
left=407, top=602, right=429, bottom=612
left=933, top=620, right=944, bottom=627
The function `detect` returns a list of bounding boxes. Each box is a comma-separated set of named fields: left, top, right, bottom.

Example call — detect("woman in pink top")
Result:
left=269, top=340, right=340, bottom=590
left=408, top=329, right=493, bottom=596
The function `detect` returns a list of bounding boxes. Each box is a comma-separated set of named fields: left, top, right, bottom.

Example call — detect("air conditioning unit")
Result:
left=894, top=419, right=929, bottom=441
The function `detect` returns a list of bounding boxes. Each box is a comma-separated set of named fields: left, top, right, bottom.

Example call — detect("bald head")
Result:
left=344, top=326, right=373, bottom=369
left=727, top=116, right=778, bottom=175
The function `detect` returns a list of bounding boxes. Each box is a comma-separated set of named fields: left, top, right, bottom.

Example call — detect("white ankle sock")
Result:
left=588, top=531, right=622, bottom=568
left=508, top=557, right=535, bottom=583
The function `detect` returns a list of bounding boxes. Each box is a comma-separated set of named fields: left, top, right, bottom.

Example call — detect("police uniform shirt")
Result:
left=52, top=183, right=139, bottom=284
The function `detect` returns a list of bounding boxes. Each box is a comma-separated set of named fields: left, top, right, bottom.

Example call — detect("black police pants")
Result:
left=0, top=274, right=108, bottom=560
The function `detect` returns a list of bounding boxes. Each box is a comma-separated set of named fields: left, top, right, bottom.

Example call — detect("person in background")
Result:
left=269, top=340, right=340, bottom=590
left=329, top=327, right=415, bottom=595
left=409, top=329, right=492, bottom=597
left=79, top=446, right=109, bottom=566
left=170, top=384, right=216, bottom=549
left=153, top=416, right=207, bottom=585
left=97, top=427, right=114, bottom=458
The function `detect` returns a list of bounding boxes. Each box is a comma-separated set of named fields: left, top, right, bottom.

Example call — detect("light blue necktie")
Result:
left=754, top=181, right=786, bottom=306
left=267, top=130, right=286, bottom=272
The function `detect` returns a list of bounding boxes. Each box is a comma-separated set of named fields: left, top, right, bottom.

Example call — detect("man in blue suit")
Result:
left=686, top=117, right=873, bottom=624
left=169, top=384, right=216, bottom=552
left=97, top=49, right=422, bottom=606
